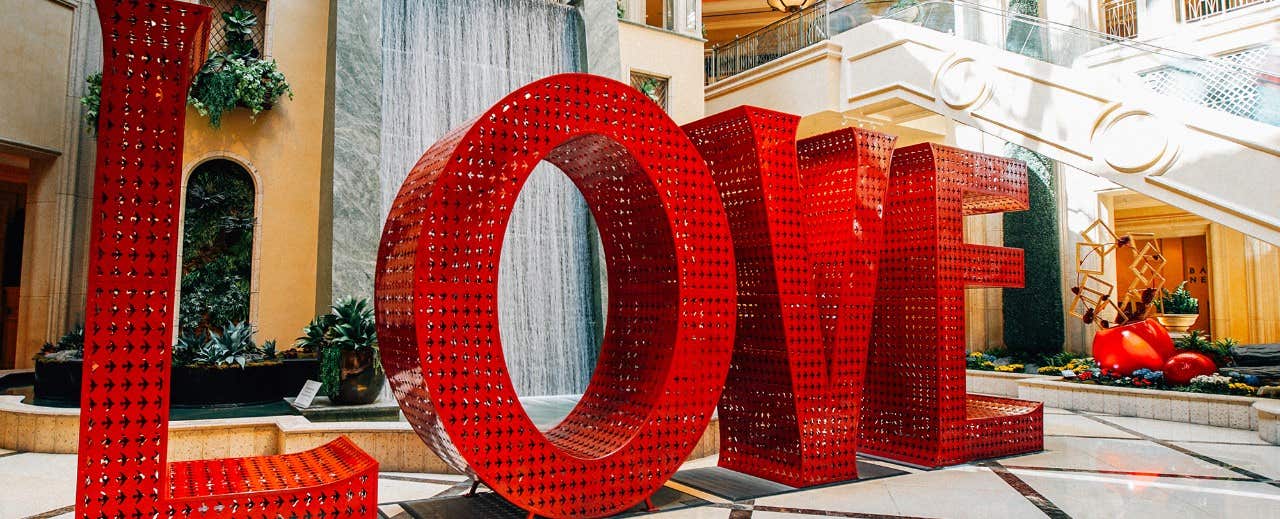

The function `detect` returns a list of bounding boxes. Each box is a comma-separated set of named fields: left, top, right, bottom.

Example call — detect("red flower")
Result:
left=1078, top=371, right=1093, bottom=381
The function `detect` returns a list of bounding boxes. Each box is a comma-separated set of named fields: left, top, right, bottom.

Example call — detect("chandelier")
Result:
left=766, top=0, right=815, bottom=12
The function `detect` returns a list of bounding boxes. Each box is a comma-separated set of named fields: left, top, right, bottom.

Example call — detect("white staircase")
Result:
left=705, top=2, right=1280, bottom=245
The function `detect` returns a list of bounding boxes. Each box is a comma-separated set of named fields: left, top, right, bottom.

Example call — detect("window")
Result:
left=630, top=71, right=669, bottom=111
left=201, top=0, right=268, bottom=55
left=181, top=159, right=256, bottom=336
left=1183, top=0, right=1271, bottom=22
left=1100, top=0, right=1138, bottom=39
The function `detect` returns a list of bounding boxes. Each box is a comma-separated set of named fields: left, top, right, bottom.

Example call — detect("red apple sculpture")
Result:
left=1092, top=319, right=1173, bottom=375
left=1163, top=351, right=1218, bottom=385
left=1132, top=318, right=1176, bottom=360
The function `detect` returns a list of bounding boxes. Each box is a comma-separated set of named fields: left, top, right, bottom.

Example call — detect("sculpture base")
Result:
left=668, top=461, right=907, bottom=501
left=398, top=486, right=708, bottom=518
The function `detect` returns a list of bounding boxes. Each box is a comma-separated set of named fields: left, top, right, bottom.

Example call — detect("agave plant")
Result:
left=173, top=321, right=277, bottom=369
left=35, top=326, right=85, bottom=362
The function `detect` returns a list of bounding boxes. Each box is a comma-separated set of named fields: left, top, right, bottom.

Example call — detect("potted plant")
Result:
left=32, top=326, right=84, bottom=407
left=170, top=322, right=284, bottom=407
left=187, top=5, right=293, bottom=128
left=297, top=298, right=385, bottom=405
left=1156, top=281, right=1200, bottom=333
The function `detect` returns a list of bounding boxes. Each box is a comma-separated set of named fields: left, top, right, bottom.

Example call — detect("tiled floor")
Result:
left=3, top=408, right=1277, bottom=519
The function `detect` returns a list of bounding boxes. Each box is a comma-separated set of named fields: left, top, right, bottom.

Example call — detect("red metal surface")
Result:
left=859, top=143, right=1043, bottom=468
left=683, top=108, right=895, bottom=486
left=76, top=2, right=376, bottom=517
left=374, top=73, right=737, bottom=518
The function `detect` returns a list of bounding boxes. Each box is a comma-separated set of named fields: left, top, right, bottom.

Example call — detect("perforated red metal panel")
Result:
left=77, top=2, right=377, bottom=517
left=374, top=73, right=737, bottom=518
left=859, top=143, right=1042, bottom=468
left=682, top=109, right=895, bottom=486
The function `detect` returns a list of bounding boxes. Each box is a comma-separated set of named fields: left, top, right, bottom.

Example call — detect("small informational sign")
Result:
left=1061, top=369, right=1077, bottom=379
left=293, top=380, right=323, bottom=409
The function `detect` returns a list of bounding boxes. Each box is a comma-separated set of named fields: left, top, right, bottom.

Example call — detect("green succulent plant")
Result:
left=1160, top=281, right=1199, bottom=314
left=298, top=297, right=381, bottom=398
left=35, top=326, right=85, bottom=362
left=173, top=321, right=277, bottom=369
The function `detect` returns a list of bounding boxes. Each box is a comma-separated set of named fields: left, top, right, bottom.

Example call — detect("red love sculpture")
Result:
left=1091, top=319, right=1173, bottom=375
left=1163, top=351, right=1218, bottom=385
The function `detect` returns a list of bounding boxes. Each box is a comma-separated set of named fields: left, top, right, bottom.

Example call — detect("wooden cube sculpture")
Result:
left=859, top=143, right=1044, bottom=468
left=76, top=2, right=378, bottom=517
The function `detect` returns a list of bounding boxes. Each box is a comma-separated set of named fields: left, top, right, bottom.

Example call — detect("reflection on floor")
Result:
left=2, top=407, right=1277, bottom=518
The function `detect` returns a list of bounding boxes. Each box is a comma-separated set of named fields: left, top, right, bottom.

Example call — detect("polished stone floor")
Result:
left=3, top=407, right=1277, bottom=518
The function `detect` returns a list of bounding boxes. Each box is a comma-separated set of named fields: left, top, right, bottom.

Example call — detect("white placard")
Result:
left=293, top=380, right=323, bottom=409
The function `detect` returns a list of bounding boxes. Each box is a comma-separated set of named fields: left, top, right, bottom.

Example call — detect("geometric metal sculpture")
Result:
left=374, top=74, right=737, bottom=518
left=1068, top=219, right=1166, bottom=328
left=76, top=2, right=377, bottom=517
left=859, top=143, right=1043, bottom=467
left=683, top=108, right=895, bottom=486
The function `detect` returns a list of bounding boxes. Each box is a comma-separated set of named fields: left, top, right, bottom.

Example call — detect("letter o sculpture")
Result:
left=374, top=74, right=737, bottom=518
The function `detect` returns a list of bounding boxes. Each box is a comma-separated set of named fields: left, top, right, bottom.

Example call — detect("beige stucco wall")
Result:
left=2, top=0, right=89, bottom=368
left=0, top=0, right=74, bottom=153
left=618, top=21, right=705, bottom=124
left=180, top=0, right=333, bottom=348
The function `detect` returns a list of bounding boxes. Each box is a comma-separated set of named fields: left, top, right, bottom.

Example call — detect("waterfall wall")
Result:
left=380, top=0, right=600, bottom=396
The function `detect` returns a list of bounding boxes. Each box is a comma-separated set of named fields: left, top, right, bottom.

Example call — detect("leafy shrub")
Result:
left=1174, top=331, right=1236, bottom=367
left=35, top=326, right=85, bottom=362
left=80, top=73, right=102, bottom=134
left=179, top=160, right=255, bottom=337
left=1160, top=281, right=1199, bottom=314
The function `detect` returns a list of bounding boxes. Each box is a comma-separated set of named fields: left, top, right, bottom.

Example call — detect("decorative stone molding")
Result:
left=1256, top=401, right=1280, bottom=445
left=966, top=370, right=1053, bottom=398
left=1018, top=378, right=1262, bottom=430
left=0, top=396, right=720, bottom=470
left=934, top=56, right=991, bottom=110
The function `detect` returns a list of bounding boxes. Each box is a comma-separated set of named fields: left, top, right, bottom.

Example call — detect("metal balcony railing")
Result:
left=1183, top=0, right=1273, bottom=22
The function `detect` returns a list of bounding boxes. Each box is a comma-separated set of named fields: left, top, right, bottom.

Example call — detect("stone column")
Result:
left=326, top=0, right=383, bottom=304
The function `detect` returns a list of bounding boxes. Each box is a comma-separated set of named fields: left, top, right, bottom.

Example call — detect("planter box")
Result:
left=171, top=363, right=285, bottom=407
left=1018, top=378, right=1261, bottom=430
left=33, top=360, right=82, bottom=408
left=280, top=358, right=319, bottom=396
left=966, top=369, right=1051, bottom=398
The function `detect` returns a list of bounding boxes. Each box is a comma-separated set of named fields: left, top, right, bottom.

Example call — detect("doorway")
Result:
left=0, top=172, right=26, bottom=369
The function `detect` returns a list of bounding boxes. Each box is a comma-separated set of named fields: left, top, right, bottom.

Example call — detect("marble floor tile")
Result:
left=1003, top=436, right=1241, bottom=477
left=1016, top=469, right=1280, bottom=519
left=377, top=476, right=455, bottom=504
left=1170, top=441, right=1280, bottom=480
left=1097, top=415, right=1272, bottom=445
left=1045, top=413, right=1140, bottom=439
left=0, top=453, right=77, bottom=518
left=755, top=465, right=1048, bottom=519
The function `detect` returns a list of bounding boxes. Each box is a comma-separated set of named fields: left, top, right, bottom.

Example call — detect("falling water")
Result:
left=380, top=0, right=599, bottom=397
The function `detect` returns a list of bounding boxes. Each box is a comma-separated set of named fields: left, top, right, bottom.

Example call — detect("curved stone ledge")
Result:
left=966, top=370, right=1054, bottom=398
left=1256, top=400, right=1280, bottom=445
left=0, top=396, right=720, bottom=471
left=1017, top=378, right=1262, bottom=430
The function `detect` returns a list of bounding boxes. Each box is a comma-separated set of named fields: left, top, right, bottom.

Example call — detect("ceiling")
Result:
left=702, top=0, right=795, bottom=46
